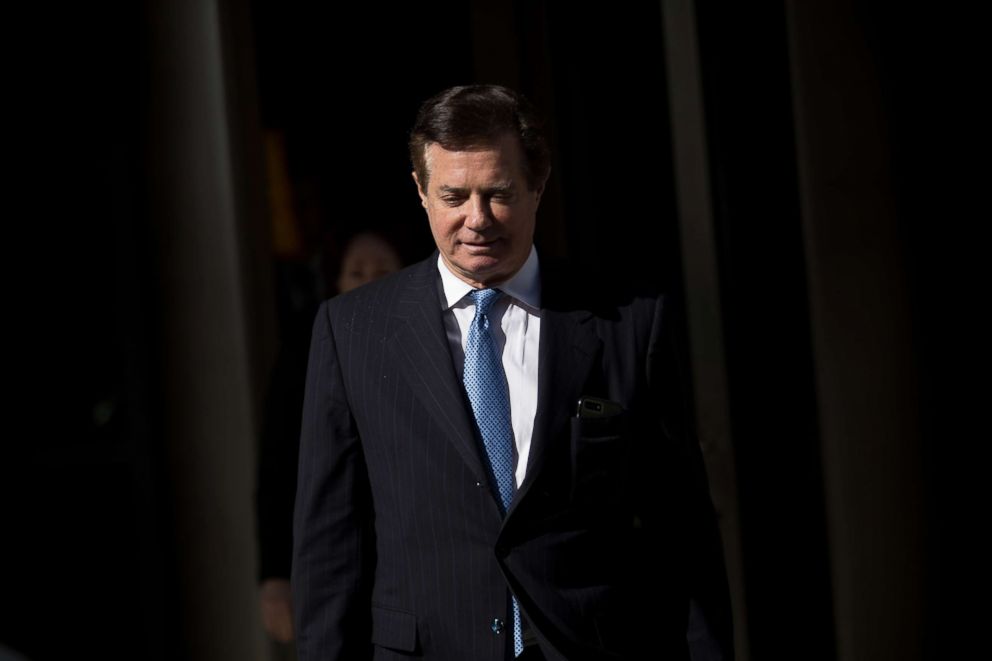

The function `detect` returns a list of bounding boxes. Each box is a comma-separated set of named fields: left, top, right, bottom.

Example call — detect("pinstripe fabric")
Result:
left=291, top=250, right=734, bottom=661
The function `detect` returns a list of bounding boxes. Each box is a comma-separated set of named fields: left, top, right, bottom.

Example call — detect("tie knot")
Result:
left=469, top=288, right=502, bottom=316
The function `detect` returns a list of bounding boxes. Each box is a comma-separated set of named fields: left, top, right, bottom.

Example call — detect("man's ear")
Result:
left=412, top=171, right=428, bottom=208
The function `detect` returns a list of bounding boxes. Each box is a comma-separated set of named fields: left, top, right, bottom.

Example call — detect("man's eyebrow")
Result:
left=437, top=182, right=515, bottom=195
left=487, top=181, right=515, bottom=193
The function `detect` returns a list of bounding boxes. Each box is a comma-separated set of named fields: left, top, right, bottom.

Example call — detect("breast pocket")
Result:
left=570, top=411, right=631, bottom=510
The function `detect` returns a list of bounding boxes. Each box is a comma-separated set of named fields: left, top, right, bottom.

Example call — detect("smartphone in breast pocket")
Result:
left=576, top=396, right=624, bottom=418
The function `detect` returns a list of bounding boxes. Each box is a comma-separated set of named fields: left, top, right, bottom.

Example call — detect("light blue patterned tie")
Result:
left=463, top=288, right=524, bottom=657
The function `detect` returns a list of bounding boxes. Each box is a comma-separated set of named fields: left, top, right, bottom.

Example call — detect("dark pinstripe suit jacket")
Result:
left=291, top=250, right=733, bottom=661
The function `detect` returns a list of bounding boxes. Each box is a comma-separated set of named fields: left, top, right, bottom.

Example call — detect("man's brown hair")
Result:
left=409, top=84, right=551, bottom=193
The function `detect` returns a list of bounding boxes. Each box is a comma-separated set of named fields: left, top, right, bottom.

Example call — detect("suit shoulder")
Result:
left=321, top=255, right=435, bottom=331
left=541, top=256, right=670, bottom=320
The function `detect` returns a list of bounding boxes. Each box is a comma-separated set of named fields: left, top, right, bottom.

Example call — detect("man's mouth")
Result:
left=462, top=238, right=501, bottom=249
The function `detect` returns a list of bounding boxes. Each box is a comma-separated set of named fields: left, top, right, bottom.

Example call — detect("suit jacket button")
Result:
left=491, top=618, right=504, bottom=634
left=495, top=543, right=508, bottom=557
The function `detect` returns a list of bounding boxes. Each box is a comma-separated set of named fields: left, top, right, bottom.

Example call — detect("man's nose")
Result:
left=464, top=196, right=493, bottom=230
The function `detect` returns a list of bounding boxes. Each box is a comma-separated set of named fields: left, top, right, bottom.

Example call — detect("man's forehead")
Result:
left=423, top=136, right=524, bottom=183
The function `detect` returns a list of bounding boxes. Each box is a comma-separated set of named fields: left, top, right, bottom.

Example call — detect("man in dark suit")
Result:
left=291, top=84, right=733, bottom=661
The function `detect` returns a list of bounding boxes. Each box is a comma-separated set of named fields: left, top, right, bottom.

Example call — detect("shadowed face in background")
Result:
left=413, top=133, right=545, bottom=289
left=336, top=233, right=402, bottom=294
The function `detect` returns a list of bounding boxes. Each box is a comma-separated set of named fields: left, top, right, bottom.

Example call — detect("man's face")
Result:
left=413, top=133, right=545, bottom=288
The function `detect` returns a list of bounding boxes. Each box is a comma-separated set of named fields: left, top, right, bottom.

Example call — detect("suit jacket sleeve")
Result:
left=291, top=299, right=375, bottom=660
left=645, top=295, right=734, bottom=660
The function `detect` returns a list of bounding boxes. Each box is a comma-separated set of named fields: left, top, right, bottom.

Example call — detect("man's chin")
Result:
left=448, top=255, right=512, bottom=286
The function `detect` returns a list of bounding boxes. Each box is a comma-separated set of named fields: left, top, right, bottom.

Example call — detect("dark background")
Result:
left=3, top=1, right=978, bottom=659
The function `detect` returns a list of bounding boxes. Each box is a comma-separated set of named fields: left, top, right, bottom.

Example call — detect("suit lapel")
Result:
left=509, top=264, right=602, bottom=516
left=386, top=250, right=602, bottom=514
left=387, top=253, right=490, bottom=484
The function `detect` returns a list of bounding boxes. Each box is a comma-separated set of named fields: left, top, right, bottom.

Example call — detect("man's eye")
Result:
left=442, top=197, right=464, bottom=205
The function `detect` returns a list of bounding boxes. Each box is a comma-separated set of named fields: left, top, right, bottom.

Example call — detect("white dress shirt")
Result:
left=437, top=246, right=542, bottom=489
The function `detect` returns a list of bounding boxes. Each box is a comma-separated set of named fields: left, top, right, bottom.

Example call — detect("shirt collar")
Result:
left=437, top=245, right=541, bottom=311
